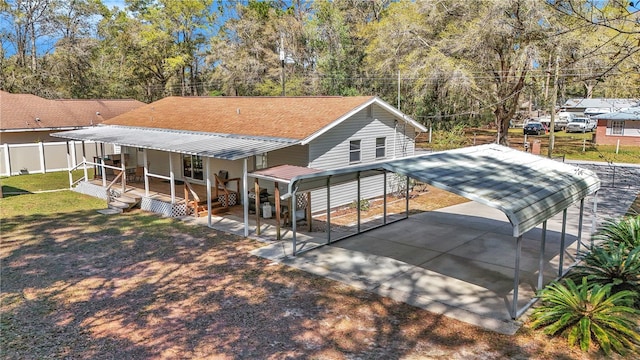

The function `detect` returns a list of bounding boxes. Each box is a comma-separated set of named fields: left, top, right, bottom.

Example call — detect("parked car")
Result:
left=565, top=117, right=596, bottom=133
left=523, top=121, right=544, bottom=135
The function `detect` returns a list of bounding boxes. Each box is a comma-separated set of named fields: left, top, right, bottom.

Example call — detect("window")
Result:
left=255, top=153, right=268, bottom=170
left=611, top=120, right=624, bottom=135
left=349, top=140, right=361, bottom=163
left=375, top=137, right=386, bottom=159
left=183, top=154, right=203, bottom=180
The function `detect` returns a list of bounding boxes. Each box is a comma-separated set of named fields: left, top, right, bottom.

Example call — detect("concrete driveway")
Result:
left=250, top=199, right=593, bottom=335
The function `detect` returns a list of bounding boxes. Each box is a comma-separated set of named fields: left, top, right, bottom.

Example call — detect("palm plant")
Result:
left=530, top=278, right=640, bottom=355
left=570, top=242, right=640, bottom=304
left=595, top=215, right=640, bottom=250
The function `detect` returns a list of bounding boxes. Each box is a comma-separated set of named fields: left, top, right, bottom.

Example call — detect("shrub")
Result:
left=569, top=242, right=640, bottom=305
left=595, top=215, right=640, bottom=250
left=530, top=278, right=640, bottom=355
left=350, top=199, right=370, bottom=212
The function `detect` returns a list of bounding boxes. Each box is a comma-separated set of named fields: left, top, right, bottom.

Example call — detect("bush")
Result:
left=350, top=199, right=370, bottom=212
left=569, top=242, right=640, bottom=306
left=595, top=215, right=640, bottom=250
left=530, top=278, right=640, bottom=355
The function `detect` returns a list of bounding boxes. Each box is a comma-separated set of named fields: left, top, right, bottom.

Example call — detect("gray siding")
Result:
left=266, top=144, right=308, bottom=167
left=307, top=104, right=418, bottom=212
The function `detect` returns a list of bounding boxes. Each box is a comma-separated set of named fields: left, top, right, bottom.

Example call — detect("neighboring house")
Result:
left=53, top=96, right=427, bottom=217
left=562, top=98, right=638, bottom=117
left=593, top=107, right=640, bottom=146
left=0, top=91, right=145, bottom=175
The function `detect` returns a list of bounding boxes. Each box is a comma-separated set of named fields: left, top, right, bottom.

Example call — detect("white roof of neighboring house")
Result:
left=595, top=107, right=640, bottom=121
left=563, top=98, right=638, bottom=111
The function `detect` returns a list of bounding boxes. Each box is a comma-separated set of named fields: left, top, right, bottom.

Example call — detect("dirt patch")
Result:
left=1, top=210, right=610, bottom=359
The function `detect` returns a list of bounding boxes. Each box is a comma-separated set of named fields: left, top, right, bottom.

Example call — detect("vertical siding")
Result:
left=267, top=144, right=309, bottom=167
left=307, top=104, right=418, bottom=212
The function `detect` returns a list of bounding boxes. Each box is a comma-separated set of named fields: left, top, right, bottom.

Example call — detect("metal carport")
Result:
left=282, top=144, right=601, bottom=318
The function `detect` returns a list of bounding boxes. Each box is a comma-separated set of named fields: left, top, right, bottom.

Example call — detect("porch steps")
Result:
left=108, top=193, right=142, bottom=213
left=191, top=200, right=227, bottom=217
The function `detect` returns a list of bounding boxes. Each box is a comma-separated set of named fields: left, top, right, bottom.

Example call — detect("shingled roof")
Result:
left=102, top=96, right=406, bottom=141
left=0, top=91, right=145, bottom=131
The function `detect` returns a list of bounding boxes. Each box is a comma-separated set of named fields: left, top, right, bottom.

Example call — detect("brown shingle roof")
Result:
left=102, top=96, right=376, bottom=140
left=0, top=91, right=145, bottom=131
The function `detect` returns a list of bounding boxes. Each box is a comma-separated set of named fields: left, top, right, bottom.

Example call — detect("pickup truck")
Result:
left=565, top=117, right=596, bottom=133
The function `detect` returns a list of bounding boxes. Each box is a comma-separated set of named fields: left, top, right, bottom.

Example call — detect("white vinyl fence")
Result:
left=0, top=141, right=113, bottom=177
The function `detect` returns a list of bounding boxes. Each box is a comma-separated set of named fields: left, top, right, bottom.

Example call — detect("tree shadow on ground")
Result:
left=1, top=210, right=591, bottom=359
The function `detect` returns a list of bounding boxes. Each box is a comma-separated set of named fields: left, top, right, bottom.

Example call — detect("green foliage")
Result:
left=595, top=215, right=640, bottom=250
left=530, top=278, right=640, bottom=355
left=349, top=199, right=370, bottom=212
left=570, top=242, right=640, bottom=303
left=430, top=125, right=469, bottom=150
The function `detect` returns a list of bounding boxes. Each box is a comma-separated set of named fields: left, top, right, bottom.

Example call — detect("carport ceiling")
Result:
left=287, top=144, right=601, bottom=237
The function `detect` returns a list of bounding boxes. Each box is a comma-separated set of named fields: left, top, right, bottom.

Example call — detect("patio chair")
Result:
left=132, top=167, right=144, bottom=182
left=283, top=193, right=308, bottom=227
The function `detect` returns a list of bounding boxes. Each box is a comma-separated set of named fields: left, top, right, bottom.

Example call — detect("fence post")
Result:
left=39, top=142, right=46, bottom=173
left=2, top=143, right=10, bottom=177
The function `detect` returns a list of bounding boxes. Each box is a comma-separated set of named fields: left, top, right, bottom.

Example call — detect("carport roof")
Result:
left=51, top=125, right=297, bottom=161
left=286, top=144, right=601, bottom=237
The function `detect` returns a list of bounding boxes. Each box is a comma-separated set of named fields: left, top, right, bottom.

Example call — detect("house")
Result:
left=561, top=98, right=638, bottom=117
left=593, top=107, right=640, bottom=146
left=0, top=91, right=145, bottom=175
left=52, top=96, right=427, bottom=223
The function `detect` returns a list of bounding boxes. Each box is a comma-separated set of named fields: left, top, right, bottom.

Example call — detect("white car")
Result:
left=565, top=117, right=595, bottom=133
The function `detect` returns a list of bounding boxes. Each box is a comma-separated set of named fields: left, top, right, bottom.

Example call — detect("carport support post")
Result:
left=591, top=191, right=598, bottom=248
left=275, top=181, right=281, bottom=240
left=292, top=191, right=298, bottom=256
left=357, top=172, right=361, bottom=233
left=538, top=221, right=547, bottom=290
left=576, top=199, right=584, bottom=255
left=559, top=209, right=567, bottom=277
left=512, top=235, right=523, bottom=319
left=405, top=176, right=410, bottom=218
left=326, top=177, right=331, bottom=245
left=383, top=171, right=387, bottom=225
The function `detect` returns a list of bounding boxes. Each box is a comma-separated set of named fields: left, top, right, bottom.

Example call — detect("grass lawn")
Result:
left=0, top=173, right=602, bottom=359
left=1, top=169, right=94, bottom=194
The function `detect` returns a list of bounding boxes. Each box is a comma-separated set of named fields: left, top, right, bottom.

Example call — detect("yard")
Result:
left=0, top=176, right=617, bottom=359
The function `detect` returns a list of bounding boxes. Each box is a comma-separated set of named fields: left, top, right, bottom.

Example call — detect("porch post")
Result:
left=70, top=140, right=77, bottom=169
left=66, top=141, right=72, bottom=189
left=120, top=147, right=126, bottom=193
left=275, top=181, right=281, bottom=240
left=512, top=235, right=523, bottom=319
left=169, top=152, right=175, bottom=204
left=206, top=157, right=212, bottom=228
left=143, top=148, right=149, bottom=196
left=255, top=179, right=261, bottom=235
left=559, top=209, right=567, bottom=277
left=82, top=141, right=88, bottom=182
left=243, top=158, right=249, bottom=237
left=537, top=220, right=547, bottom=290
left=100, top=157, right=106, bottom=187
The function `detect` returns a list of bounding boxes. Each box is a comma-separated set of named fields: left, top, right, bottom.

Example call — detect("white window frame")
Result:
left=375, top=137, right=386, bottom=159
left=611, top=120, right=624, bottom=135
left=255, top=153, right=268, bottom=170
left=349, top=140, right=361, bottom=163
left=183, top=154, right=204, bottom=181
